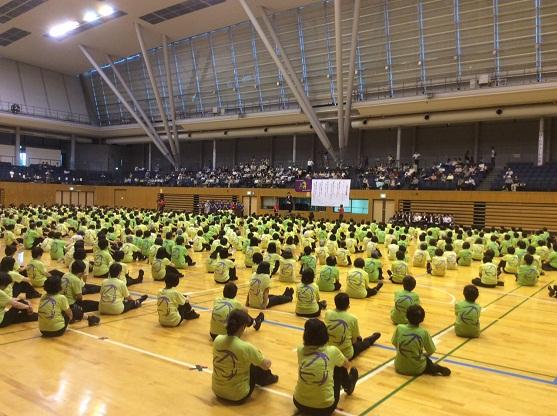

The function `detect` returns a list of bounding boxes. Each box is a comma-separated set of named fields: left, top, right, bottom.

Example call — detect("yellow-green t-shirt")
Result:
left=93, top=250, right=113, bottom=276
left=157, top=288, right=187, bottom=327
left=61, top=272, right=84, bottom=306
left=210, top=296, right=243, bottom=335
left=346, top=268, right=369, bottom=299
left=212, top=335, right=265, bottom=401
left=248, top=273, right=271, bottom=309
left=99, top=277, right=129, bottom=315
left=278, top=258, right=296, bottom=282
left=293, top=345, right=346, bottom=409
left=38, top=293, right=69, bottom=332
left=295, top=283, right=320, bottom=315
left=0, top=289, right=11, bottom=324
left=324, top=309, right=359, bottom=359
left=27, top=259, right=48, bottom=287
left=152, top=258, right=171, bottom=281
left=214, top=259, right=235, bottom=283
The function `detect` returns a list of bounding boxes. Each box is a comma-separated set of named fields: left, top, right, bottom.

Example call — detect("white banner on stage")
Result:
left=311, top=179, right=351, bottom=207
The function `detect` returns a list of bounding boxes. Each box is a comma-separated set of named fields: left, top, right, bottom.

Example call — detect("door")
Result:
left=242, top=196, right=257, bottom=215
left=114, top=189, right=127, bottom=207
left=372, top=200, right=395, bottom=223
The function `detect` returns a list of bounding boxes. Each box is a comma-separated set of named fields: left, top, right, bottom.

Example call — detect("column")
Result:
left=396, top=127, right=402, bottom=168
left=357, top=130, right=363, bottom=166
left=474, top=122, right=480, bottom=162
left=148, top=143, right=152, bottom=171
left=538, top=117, right=544, bottom=166
left=70, top=134, right=76, bottom=170
left=292, top=134, right=297, bottom=164
left=212, top=139, right=217, bottom=170
left=545, top=118, right=552, bottom=163
left=14, top=127, right=20, bottom=166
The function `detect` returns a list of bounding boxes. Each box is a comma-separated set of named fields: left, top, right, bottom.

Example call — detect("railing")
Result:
left=0, top=100, right=91, bottom=125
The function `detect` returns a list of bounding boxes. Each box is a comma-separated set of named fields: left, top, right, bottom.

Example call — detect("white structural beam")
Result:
left=79, top=45, right=176, bottom=167
left=334, top=0, right=344, bottom=153
left=240, top=0, right=338, bottom=162
left=292, top=134, right=297, bottom=164
left=14, top=126, right=20, bottom=166
left=162, top=34, right=181, bottom=165
left=103, top=53, right=168, bottom=156
left=343, top=0, right=361, bottom=147
left=70, top=134, right=76, bottom=170
left=538, top=117, right=544, bottom=166
left=135, top=23, right=178, bottom=166
left=212, top=139, right=217, bottom=170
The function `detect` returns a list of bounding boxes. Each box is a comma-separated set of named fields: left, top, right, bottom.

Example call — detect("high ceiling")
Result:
left=0, top=0, right=318, bottom=74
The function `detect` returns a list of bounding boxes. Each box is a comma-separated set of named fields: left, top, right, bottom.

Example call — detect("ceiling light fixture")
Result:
left=83, top=11, right=99, bottom=23
left=48, top=21, right=79, bottom=38
left=98, top=4, right=115, bottom=17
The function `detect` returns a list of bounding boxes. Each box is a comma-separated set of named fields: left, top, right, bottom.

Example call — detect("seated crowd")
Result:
left=1, top=204, right=556, bottom=414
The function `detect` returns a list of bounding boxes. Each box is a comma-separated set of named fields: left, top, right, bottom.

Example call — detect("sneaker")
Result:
left=138, top=294, right=149, bottom=303
left=185, top=311, right=200, bottom=320
left=365, top=332, right=381, bottom=347
left=497, top=281, right=505, bottom=286
left=138, top=269, right=144, bottom=283
left=87, top=316, right=101, bottom=326
left=344, top=368, right=359, bottom=395
left=375, top=282, right=384, bottom=291
left=261, top=374, right=279, bottom=386
left=253, top=312, right=265, bottom=331
left=438, top=366, right=451, bottom=376
left=549, top=285, right=556, bottom=297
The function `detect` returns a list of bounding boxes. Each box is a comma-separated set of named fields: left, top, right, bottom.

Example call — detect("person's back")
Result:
left=318, top=262, right=339, bottom=292
left=346, top=267, right=368, bottom=299
left=479, top=261, right=498, bottom=286
left=38, top=291, right=69, bottom=333
left=214, top=257, right=234, bottom=283
left=93, top=242, right=113, bottom=277
left=412, top=245, right=430, bottom=268
left=471, top=242, right=484, bottom=261
left=517, top=254, right=539, bottom=286
left=444, top=248, right=457, bottom=270
left=455, top=285, right=481, bottom=338
left=390, top=253, right=409, bottom=284
left=157, top=287, right=187, bottom=327
left=502, top=252, right=519, bottom=274
left=364, top=257, right=381, bottom=283
left=211, top=295, right=243, bottom=335
left=248, top=271, right=271, bottom=309
left=390, top=276, right=420, bottom=325
left=278, top=256, right=296, bottom=283
left=212, top=334, right=264, bottom=401
left=458, top=243, right=472, bottom=266
left=99, top=276, right=128, bottom=315
left=430, top=249, right=447, bottom=277
left=324, top=308, right=358, bottom=358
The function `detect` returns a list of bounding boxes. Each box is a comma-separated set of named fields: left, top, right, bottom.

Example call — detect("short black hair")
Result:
left=406, top=304, right=426, bottom=326
left=326, top=256, right=337, bottom=266
left=44, top=276, right=62, bottom=295
left=109, top=263, right=122, bottom=278
left=223, top=282, right=238, bottom=299
left=226, top=309, right=251, bottom=336
left=523, top=253, right=534, bottom=265
left=396, top=250, right=405, bottom=260
left=402, top=275, right=416, bottom=291
left=435, top=248, right=443, bottom=256
left=252, top=252, right=263, bottom=265
left=112, top=250, right=124, bottom=262
left=334, top=292, right=350, bottom=311
left=0, top=272, right=11, bottom=289
left=463, top=285, right=479, bottom=302
left=71, top=260, right=86, bottom=274
left=303, top=318, right=329, bottom=346
left=353, top=258, right=364, bottom=268
left=31, top=246, right=44, bottom=259
left=301, top=269, right=315, bottom=284
left=256, top=261, right=271, bottom=275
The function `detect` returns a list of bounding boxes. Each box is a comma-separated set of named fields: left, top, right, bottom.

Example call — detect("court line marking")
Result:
left=357, top=281, right=554, bottom=416
left=415, top=283, right=456, bottom=304
left=69, top=328, right=355, bottom=416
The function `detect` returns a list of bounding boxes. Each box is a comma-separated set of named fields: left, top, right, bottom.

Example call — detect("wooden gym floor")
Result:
left=1, top=241, right=556, bottom=416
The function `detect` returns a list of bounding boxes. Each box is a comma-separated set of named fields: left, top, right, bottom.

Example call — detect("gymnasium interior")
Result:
left=0, top=1, right=556, bottom=415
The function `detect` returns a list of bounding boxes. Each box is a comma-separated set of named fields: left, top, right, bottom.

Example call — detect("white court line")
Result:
left=69, top=328, right=355, bottom=416
left=415, top=283, right=456, bottom=305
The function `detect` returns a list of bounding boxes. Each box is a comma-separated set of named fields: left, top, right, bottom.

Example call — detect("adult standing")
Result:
left=157, top=195, right=166, bottom=213
left=338, top=204, right=345, bottom=221
left=307, top=159, right=314, bottom=173
left=286, top=192, right=293, bottom=214
left=412, top=152, right=421, bottom=168
left=491, top=146, right=496, bottom=166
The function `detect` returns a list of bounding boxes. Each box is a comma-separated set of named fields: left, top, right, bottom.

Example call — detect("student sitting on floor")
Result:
left=454, top=285, right=481, bottom=338
left=444, top=244, right=458, bottom=270
left=388, top=251, right=409, bottom=284
left=278, top=249, right=297, bottom=283
left=516, top=254, right=540, bottom=287
left=392, top=304, right=451, bottom=377
left=171, top=236, right=196, bottom=268
left=157, top=273, right=199, bottom=327
left=99, top=263, right=148, bottom=315
left=60, top=260, right=101, bottom=327
left=391, top=276, right=420, bottom=325
left=92, top=239, right=113, bottom=278
left=364, top=252, right=383, bottom=283
left=295, top=269, right=326, bottom=318
left=299, top=246, right=317, bottom=275
left=112, top=250, right=144, bottom=286
left=0, top=256, right=41, bottom=299
left=346, top=258, right=383, bottom=299
left=457, top=241, right=473, bottom=266
left=210, top=282, right=263, bottom=340
left=335, top=241, right=351, bottom=267
left=412, top=243, right=430, bottom=268
left=471, top=238, right=485, bottom=261
left=211, top=310, right=278, bottom=403
left=428, top=248, right=447, bottom=277
left=0, top=272, right=37, bottom=328
left=318, top=256, right=340, bottom=292
left=244, top=237, right=261, bottom=268
left=246, top=261, right=294, bottom=310
left=293, top=319, right=358, bottom=416
left=325, top=292, right=381, bottom=360
left=472, top=250, right=503, bottom=288
left=498, top=246, right=519, bottom=274
left=214, top=250, right=237, bottom=284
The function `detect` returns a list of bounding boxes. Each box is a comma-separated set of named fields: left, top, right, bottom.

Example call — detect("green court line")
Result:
left=355, top=283, right=524, bottom=382
left=357, top=281, right=553, bottom=416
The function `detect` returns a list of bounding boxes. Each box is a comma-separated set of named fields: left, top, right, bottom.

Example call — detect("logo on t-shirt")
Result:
left=299, top=351, right=330, bottom=386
